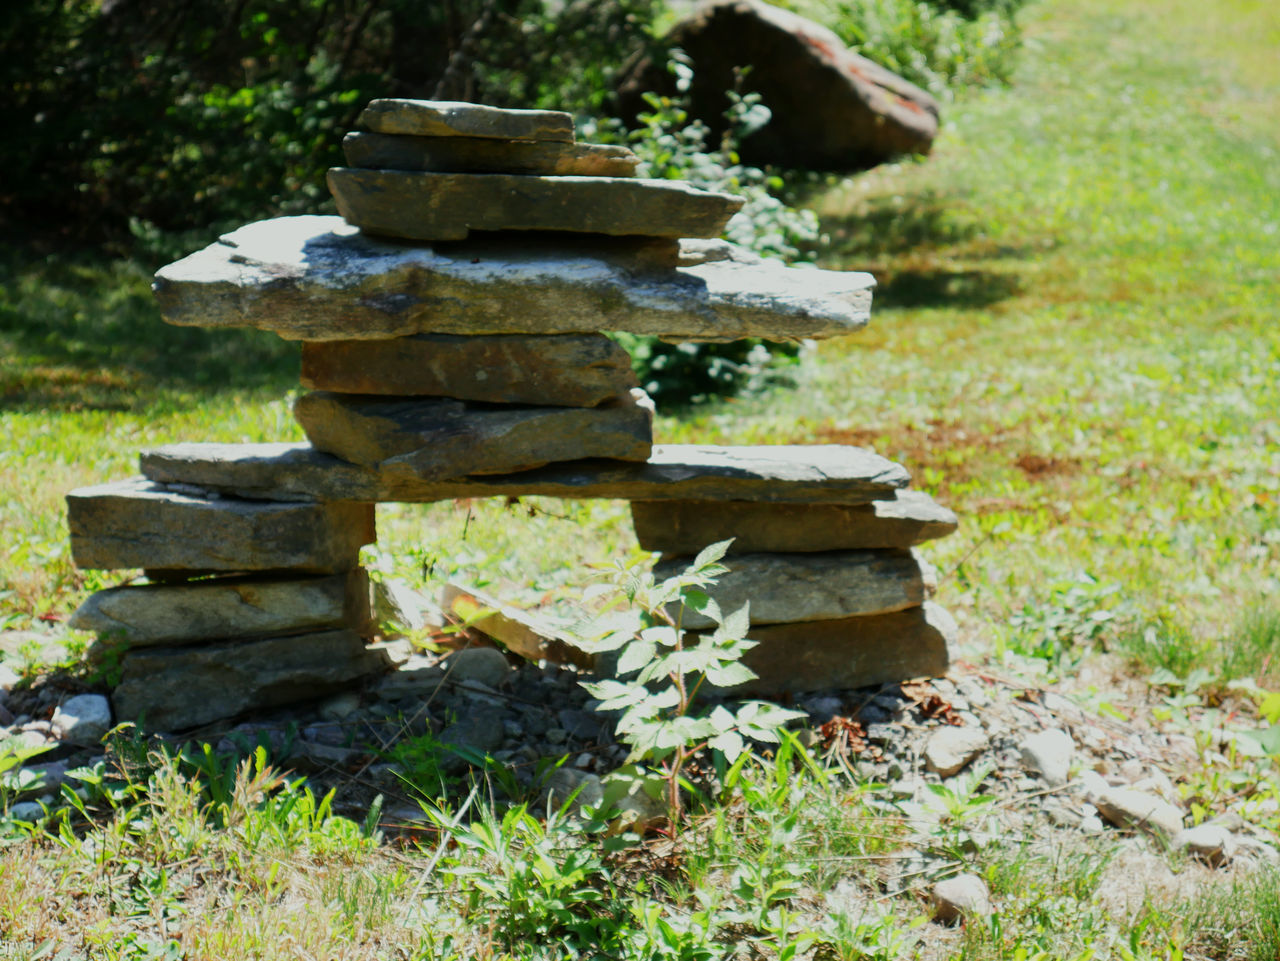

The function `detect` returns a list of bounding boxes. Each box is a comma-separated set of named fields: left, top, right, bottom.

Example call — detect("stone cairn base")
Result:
left=65, top=100, right=958, bottom=733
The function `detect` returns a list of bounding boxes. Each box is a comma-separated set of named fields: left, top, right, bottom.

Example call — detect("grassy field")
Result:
left=2, top=0, right=1280, bottom=955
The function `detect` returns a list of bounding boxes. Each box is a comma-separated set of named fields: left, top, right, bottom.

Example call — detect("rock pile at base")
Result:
left=66, top=99, right=958, bottom=732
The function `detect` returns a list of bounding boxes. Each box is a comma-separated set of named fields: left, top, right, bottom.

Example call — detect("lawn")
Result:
left=1, top=0, right=1279, bottom=955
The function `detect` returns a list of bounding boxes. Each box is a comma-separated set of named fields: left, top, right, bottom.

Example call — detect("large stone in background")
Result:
left=67, top=478, right=374, bottom=574
left=152, top=216, right=874, bottom=343
left=358, top=99, right=575, bottom=142
left=326, top=169, right=744, bottom=242
left=300, top=333, right=637, bottom=407
left=343, top=132, right=639, bottom=177
left=68, top=569, right=372, bottom=646
left=140, top=442, right=910, bottom=505
left=112, top=629, right=392, bottom=731
left=631, top=490, right=957, bottom=554
left=293, top=389, right=654, bottom=478
left=655, top=549, right=931, bottom=629
left=711, top=602, right=955, bottom=695
left=441, top=582, right=595, bottom=669
left=615, top=0, right=939, bottom=172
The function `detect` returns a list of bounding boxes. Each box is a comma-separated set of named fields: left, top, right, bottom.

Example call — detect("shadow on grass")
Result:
left=871, top=267, right=1023, bottom=309
left=0, top=249, right=298, bottom=412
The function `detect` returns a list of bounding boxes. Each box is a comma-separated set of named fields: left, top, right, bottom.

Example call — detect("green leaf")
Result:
left=692, top=539, right=734, bottom=572
left=705, top=661, right=758, bottom=688
left=709, top=729, right=745, bottom=762
left=617, top=638, right=657, bottom=676
left=720, top=602, right=751, bottom=640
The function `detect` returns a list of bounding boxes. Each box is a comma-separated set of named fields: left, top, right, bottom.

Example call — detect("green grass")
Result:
left=2, top=0, right=1280, bottom=953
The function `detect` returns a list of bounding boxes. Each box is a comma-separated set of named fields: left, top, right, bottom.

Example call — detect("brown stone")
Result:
left=112, top=629, right=392, bottom=731
left=631, top=490, right=956, bottom=554
left=139, top=442, right=910, bottom=505
left=66, top=478, right=374, bottom=574
left=293, top=389, right=654, bottom=478
left=153, top=217, right=874, bottom=343
left=706, top=602, right=955, bottom=695
left=655, top=549, right=930, bottom=630
left=358, top=99, right=575, bottom=142
left=342, top=132, right=639, bottom=177
left=68, top=570, right=372, bottom=646
left=441, top=582, right=594, bottom=669
left=300, top=333, right=637, bottom=407
left=327, top=169, right=744, bottom=242
left=616, top=0, right=938, bottom=172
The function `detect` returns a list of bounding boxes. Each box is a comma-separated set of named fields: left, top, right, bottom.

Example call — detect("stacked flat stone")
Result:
left=66, top=100, right=957, bottom=730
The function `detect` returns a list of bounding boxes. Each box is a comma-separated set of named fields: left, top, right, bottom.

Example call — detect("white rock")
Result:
left=1173, top=824, right=1236, bottom=867
left=931, top=873, right=992, bottom=923
left=542, top=768, right=605, bottom=816
left=51, top=694, right=112, bottom=747
left=0, top=663, right=20, bottom=692
left=318, top=691, right=362, bottom=722
left=443, top=647, right=511, bottom=688
left=924, top=726, right=989, bottom=778
left=6, top=801, right=44, bottom=822
left=1019, top=729, right=1074, bottom=787
left=1092, top=786, right=1183, bottom=836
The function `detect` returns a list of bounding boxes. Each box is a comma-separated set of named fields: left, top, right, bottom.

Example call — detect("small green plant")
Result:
left=581, top=540, right=805, bottom=828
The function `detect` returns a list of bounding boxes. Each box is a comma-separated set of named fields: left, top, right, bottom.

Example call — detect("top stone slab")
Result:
left=358, top=99, right=575, bottom=143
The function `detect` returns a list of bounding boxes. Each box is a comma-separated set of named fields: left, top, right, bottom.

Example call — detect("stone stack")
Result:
left=66, top=100, right=958, bottom=730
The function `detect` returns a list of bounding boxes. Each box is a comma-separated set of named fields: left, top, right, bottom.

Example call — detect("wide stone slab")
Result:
left=358, top=99, right=575, bottom=142
left=300, top=333, right=637, bottom=407
left=69, top=569, right=372, bottom=646
left=153, top=217, right=873, bottom=343
left=67, top=478, right=375, bottom=574
left=441, top=582, right=594, bottom=669
left=327, top=169, right=744, bottom=242
left=140, top=442, right=910, bottom=505
left=632, top=490, right=956, bottom=554
left=343, top=132, right=639, bottom=177
left=708, top=602, right=955, bottom=696
left=655, top=548, right=930, bottom=629
left=294, top=389, right=654, bottom=477
left=112, top=629, right=392, bottom=731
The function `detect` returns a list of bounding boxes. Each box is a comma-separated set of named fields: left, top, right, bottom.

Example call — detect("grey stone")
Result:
left=931, top=874, right=992, bottom=924
left=656, top=549, right=931, bottom=629
left=358, top=100, right=575, bottom=142
left=441, top=582, right=595, bottom=669
left=342, top=132, right=639, bottom=177
left=51, top=694, right=112, bottom=747
left=301, top=333, right=637, bottom=407
left=112, top=630, right=392, bottom=731
left=557, top=708, right=608, bottom=741
left=375, top=656, right=447, bottom=701
left=632, top=490, right=957, bottom=554
left=1173, top=824, right=1236, bottom=866
left=152, top=216, right=875, bottom=344
left=706, top=602, right=954, bottom=696
left=1091, top=785, right=1184, bottom=836
left=67, top=479, right=374, bottom=575
left=924, top=726, right=989, bottom=778
left=140, top=442, right=910, bottom=506
left=1019, top=729, right=1075, bottom=787
left=372, top=578, right=443, bottom=635
left=318, top=691, right=363, bottom=722
left=6, top=801, right=44, bottom=822
left=0, top=663, right=19, bottom=692
left=327, top=169, right=743, bottom=242
left=541, top=768, right=605, bottom=815
left=442, top=647, right=511, bottom=688
left=293, top=389, right=653, bottom=476
left=69, top=569, right=372, bottom=645
left=437, top=717, right=504, bottom=767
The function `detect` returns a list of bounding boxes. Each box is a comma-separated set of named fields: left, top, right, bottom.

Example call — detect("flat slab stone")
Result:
left=655, top=548, right=930, bottom=629
left=300, top=333, right=637, bottom=407
left=153, top=216, right=873, bottom=343
left=358, top=99, right=575, bottom=142
left=139, top=442, right=910, bottom=505
left=709, top=602, right=954, bottom=695
left=327, top=169, right=744, bottom=242
left=69, top=569, right=372, bottom=646
left=67, top=478, right=374, bottom=574
left=343, top=132, right=639, bottom=177
left=112, top=629, right=392, bottom=731
left=631, top=490, right=956, bottom=554
left=294, top=389, right=654, bottom=477
left=441, top=582, right=594, bottom=669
